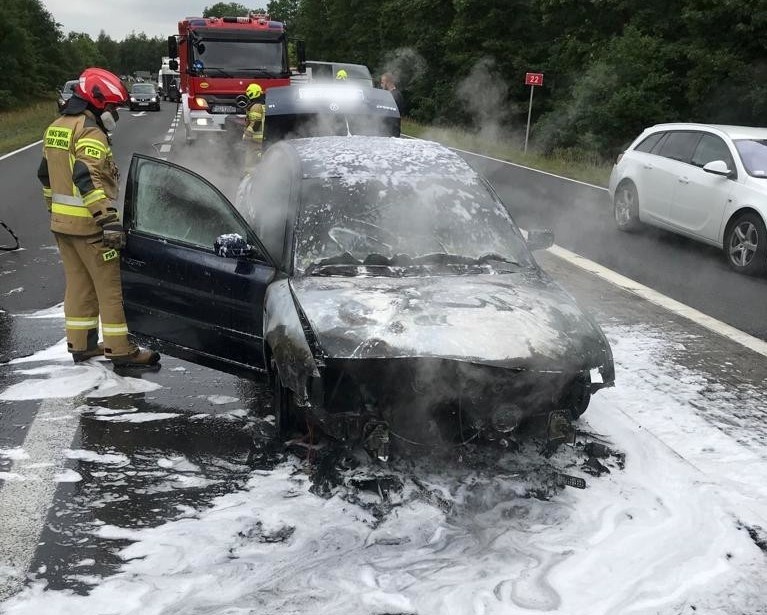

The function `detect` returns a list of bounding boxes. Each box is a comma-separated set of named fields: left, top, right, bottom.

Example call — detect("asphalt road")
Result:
left=462, top=152, right=767, bottom=341
left=1, top=111, right=766, bottom=604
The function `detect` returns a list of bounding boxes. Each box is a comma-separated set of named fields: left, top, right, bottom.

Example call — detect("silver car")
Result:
left=609, top=122, right=767, bottom=275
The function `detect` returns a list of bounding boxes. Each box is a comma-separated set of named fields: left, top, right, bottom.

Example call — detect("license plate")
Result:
left=211, top=105, right=237, bottom=114
left=139, top=102, right=149, bottom=106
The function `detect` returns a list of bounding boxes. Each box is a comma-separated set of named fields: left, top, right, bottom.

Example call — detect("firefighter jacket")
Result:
left=243, top=101, right=265, bottom=144
left=37, top=112, right=120, bottom=236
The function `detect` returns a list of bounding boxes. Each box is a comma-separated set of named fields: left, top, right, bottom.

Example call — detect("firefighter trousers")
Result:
left=54, top=233, right=137, bottom=358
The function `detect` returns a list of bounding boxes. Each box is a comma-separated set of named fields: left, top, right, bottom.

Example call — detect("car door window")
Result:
left=658, top=131, right=701, bottom=163
left=691, top=134, right=734, bottom=170
left=236, top=149, right=293, bottom=267
left=131, top=157, right=258, bottom=253
left=634, top=132, right=664, bottom=153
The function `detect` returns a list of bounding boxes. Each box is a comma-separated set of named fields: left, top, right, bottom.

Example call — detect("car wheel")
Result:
left=614, top=181, right=641, bottom=232
left=566, top=373, right=591, bottom=420
left=271, top=366, right=300, bottom=436
left=724, top=212, right=767, bottom=276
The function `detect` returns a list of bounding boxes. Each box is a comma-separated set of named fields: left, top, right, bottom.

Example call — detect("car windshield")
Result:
left=194, top=40, right=286, bottom=76
left=734, top=139, right=767, bottom=177
left=132, top=84, right=155, bottom=94
left=295, top=175, right=531, bottom=273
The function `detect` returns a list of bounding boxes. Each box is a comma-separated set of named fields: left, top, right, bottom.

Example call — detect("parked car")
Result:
left=57, top=80, right=79, bottom=111
left=609, top=123, right=767, bottom=275
left=120, top=137, right=615, bottom=457
left=128, top=83, right=160, bottom=111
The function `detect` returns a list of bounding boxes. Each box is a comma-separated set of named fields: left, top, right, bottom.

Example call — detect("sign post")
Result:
left=524, top=72, right=543, bottom=154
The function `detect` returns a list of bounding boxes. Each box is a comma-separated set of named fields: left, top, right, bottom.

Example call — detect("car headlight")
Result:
left=130, top=97, right=136, bottom=102
left=58, top=98, right=64, bottom=105
left=151, top=97, right=157, bottom=102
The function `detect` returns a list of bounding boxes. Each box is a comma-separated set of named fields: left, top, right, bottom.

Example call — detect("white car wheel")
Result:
left=614, top=181, right=641, bottom=232
left=725, top=213, right=767, bottom=276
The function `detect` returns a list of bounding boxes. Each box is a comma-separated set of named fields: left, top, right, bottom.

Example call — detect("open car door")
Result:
left=120, top=154, right=275, bottom=375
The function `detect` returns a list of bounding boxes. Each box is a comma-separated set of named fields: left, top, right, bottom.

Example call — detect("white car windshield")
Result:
left=735, top=139, right=767, bottom=177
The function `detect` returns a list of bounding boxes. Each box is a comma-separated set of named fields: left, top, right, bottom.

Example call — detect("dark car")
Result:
left=119, top=137, right=615, bottom=458
left=57, top=80, right=79, bottom=111
left=129, top=83, right=160, bottom=111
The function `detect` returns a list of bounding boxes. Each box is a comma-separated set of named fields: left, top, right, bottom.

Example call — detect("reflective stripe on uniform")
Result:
left=82, top=189, right=107, bottom=206
left=51, top=192, right=92, bottom=218
left=75, top=138, right=108, bottom=153
left=65, top=317, right=99, bottom=330
left=42, top=188, right=52, bottom=197
left=52, top=193, right=84, bottom=206
left=102, top=323, right=129, bottom=336
left=76, top=138, right=108, bottom=160
left=51, top=203, right=92, bottom=218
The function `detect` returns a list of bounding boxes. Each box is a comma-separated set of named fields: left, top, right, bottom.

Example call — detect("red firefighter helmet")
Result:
left=75, top=68, right=128, bottom=110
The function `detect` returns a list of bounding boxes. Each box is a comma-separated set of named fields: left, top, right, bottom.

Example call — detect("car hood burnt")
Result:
left=291, top=272, right=612, bottom=372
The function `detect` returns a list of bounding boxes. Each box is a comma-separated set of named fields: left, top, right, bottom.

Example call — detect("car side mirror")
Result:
left=214, top=233, right=252, bottom=258
left=527, top=228, right=555, bottom=251
left=703, top=160, right=732, bottom=177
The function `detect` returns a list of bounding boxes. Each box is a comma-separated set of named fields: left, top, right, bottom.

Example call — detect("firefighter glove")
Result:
left=102, top=222, right=126, bottom=250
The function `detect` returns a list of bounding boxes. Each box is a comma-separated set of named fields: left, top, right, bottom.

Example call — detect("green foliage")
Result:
left=203, top=2, right=253, bottom=17
left=5, top=0, right=767, bottom=157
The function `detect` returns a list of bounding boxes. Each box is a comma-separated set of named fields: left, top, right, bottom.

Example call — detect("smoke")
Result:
left=455, top=57, right=514, bottom=144
left=379, top=47, right=427, bottom=89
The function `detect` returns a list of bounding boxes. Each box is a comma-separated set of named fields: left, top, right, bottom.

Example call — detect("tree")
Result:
left=203, top=2, right=253, bottom=17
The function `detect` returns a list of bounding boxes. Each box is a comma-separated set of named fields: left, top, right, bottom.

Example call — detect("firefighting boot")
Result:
left=110, top=347, right=161, bottom=367
left=72, top=343, right=105, bottom=363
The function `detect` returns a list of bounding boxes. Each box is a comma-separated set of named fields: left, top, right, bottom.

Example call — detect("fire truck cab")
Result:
left=169, top=13, right=305, bottom=143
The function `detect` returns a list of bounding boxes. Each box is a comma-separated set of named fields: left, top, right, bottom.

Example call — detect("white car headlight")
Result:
left=130, top=97, right=136, bottom=102
left=151, top=97, right=157, bottom=102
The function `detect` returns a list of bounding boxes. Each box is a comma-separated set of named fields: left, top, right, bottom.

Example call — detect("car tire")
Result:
left=613, top=181, right=641, bottom=232
left=566, top=373, right=591, bottom=420
left=724, top=212, right=767, bottom=276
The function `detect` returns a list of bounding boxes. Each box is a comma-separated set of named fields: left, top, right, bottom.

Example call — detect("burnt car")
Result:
left=120, top=136, right=614, bottom=456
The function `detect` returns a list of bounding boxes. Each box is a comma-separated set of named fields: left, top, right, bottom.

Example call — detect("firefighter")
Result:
left=335, top=69, right=348, bottom=80
left=37, top=67, right=160, bottom=367
left=242, top=83, right=266, bottom=171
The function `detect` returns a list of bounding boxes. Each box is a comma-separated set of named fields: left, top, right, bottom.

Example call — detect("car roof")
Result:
left=283, top=136, right=478, bottom=181
left=644, top=122, right=767, bottom=141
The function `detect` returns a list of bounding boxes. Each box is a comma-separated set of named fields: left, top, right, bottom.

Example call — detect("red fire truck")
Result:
left=168, top=13, right=305, bottom=143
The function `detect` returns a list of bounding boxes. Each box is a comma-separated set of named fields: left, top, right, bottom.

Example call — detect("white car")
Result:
left=608, top=123, right=767, bottom=275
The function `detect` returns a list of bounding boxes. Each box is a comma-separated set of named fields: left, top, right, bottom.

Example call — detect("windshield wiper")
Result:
left=237, top=67, right=282, bottom=77
left=476, top=252, right=520, bottom=266
left=305, top=252, right=408, bottom=276
left=410, top=252, right=520, bottom=269
left=202, top=67, right=232, bottom=77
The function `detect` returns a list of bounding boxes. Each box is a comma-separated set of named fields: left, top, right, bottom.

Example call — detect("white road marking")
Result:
left=0, top=141, right=43, bottom=162
left=0, top=398, right=80, bottom=600
left=414, top=137, right=767, bottom=356
left=546, top=244, right=767, bottom=357
left=131, top=112, right=147, bottom=117
left=160, top=144, right=171, bottom=153
left=167, top=129, right=174, bottom=133
left=163, top=134, right=172, bottom=142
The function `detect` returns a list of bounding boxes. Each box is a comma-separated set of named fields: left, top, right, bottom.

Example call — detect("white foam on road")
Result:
left=0, top=339, right=166, bottom=601
left=2, top=324, right=765, bottom=614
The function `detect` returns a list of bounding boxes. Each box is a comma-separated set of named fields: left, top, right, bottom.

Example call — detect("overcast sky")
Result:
left=44, top=1, right=267, bottom=41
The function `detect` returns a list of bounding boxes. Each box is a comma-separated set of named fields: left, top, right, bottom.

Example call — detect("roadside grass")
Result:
left=402, top=119, right=613, bottom=187
left=0, top=99, right=58, bottom=156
